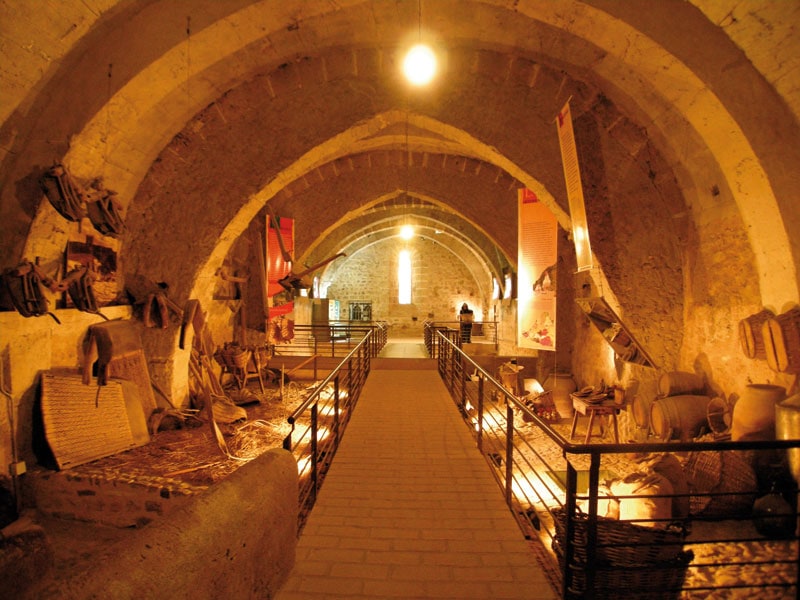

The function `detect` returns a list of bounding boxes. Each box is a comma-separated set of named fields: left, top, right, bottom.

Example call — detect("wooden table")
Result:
left=569, top=394, right=624, bottom=444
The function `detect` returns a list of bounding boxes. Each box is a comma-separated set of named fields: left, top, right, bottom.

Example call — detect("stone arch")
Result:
left=276, top=159, right=520, bottom=264
left=167, top=108, right=562, bottom=307
left=319, top=210, right=498, bottom=304
left=3, top=1, right=793, bottom=310
left=302, top=192, right=509, bottom=277
left=11, top=40, right=693, bottom=401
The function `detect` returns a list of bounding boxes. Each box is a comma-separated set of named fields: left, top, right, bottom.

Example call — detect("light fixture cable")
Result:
left=418, top=0, right=422, bottom=41
left=405, top=99, right=410, bottom=218
left=186, top=16, right=192, bottom=109
left=103, top=63, right=112, bottom=177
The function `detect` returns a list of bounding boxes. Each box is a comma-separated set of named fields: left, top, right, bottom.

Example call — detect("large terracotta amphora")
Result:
left=776, top=393, right=800, bottom=486
left=730, top=384, right=786, bottom=441
left=543, top=372, right=577, bottom=420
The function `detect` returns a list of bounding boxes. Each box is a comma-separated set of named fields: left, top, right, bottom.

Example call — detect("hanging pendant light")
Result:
left=403, top=44, right=436, bottom=86
left=402, top=1, right=436, bottom=86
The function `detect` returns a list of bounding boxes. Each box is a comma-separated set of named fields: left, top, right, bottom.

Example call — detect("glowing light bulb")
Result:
left=403, top=44, right=437, bottom=85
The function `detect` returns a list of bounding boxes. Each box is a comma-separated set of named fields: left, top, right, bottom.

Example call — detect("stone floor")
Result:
left=275, top=348, right=559, bottom=599
left=377, top=337, right=431, bottom=358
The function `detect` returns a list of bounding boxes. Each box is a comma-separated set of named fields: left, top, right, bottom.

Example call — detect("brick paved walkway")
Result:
left=275, top=366, right=559, bottom=599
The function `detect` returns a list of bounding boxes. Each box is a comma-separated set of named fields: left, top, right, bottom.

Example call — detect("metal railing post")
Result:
left=283, top=331, right=374, bottom=532
left=584, top=452, right=601, bottom=599
left=477, top=375, right=485, bottom=451
left=431, top=327, right=800, bottom=599
left=334, top=375, right=341, bottom=444
left=310, top=403, right=319, bottom=503
left=505, top=402, right=514, bottom=506
left=283, top=424, right=295, bottom=451
left=459, top=356, right=468, bottom=412
left=347, top=352, right=354, bottom=403
left=448, top=343, right=456, bottom=392
left=563, top=463, right=578, bottom=600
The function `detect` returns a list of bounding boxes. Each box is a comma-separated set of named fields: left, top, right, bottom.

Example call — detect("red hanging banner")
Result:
left=266, top=215, right=294, bottom=318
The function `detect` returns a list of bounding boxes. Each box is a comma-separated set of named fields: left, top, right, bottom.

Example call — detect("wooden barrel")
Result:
left=762, top=307, right=800, bottom=373
left=739, top=308, right=774, bottom=359
left=650, top=395, right=711, bottom=441
left=630, top=395, right=650, bottom=430
left=657, top=371, right=705, bottom=397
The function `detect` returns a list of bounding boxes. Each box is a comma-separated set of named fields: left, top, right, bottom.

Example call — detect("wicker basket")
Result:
left=522, top=390, right=559, bottom=423
left=214, top=345, right=252, bottom=370
left=551, top=506, right=692, bottom=600
left=554, top=538, right=692, bottom=600
left=683, top=449, right=757, bottom=517
left=551, top=506, right=686, bottom=565
left=739, top=309, right=774, bottom=359
left=250, top=344, right=273, bottom=370
left=762, top=306, right=800, bottom=373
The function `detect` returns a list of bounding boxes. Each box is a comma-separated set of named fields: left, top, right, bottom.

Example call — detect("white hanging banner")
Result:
left=517, top=188, right=557, bottom=350
left=556, top=100, right=593, bottom=272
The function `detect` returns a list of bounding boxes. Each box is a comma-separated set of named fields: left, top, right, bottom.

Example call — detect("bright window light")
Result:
left=398, top=250, right=412, bottom=304
left=492, top=277, right=500, bottom=300
left=400, top=224, right=414, bottom=240
left=403, top=44, right=437, bottom=86
left=504, top=273, right=513, bottom=299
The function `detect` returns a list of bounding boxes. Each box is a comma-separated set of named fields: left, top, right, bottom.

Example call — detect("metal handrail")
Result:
left=282, top=330, right=374, bottom=532
left=273, top=321, right=387, bottom=358
left=435, top=331, right=800, bottom=599
left=423, top=319, right=498, bottom=357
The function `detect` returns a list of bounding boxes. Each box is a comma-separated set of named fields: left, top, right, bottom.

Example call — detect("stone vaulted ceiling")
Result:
left=1, top=0, right=799, bottom=316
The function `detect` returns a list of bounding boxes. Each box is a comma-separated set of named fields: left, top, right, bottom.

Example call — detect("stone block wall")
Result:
left=20, top=449, right=298, bottom=600
left=327, top=236, right=486, bottom=336
left=0, top=306, right=134, bottom=481
left=24, top=467, right=203, bottom=529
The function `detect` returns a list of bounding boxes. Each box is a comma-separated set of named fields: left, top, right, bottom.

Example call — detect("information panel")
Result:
left=518, top=188, right=558, bottom=350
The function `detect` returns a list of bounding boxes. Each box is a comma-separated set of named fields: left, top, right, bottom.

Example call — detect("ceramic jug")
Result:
left=730, top=384, right=786, bottom=441
left=543, top=372, right=577, bottom=420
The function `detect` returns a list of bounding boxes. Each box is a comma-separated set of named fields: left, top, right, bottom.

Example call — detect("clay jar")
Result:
left=776, top=393, right=800, bottom=485
left=543, top=372, right=577, bottom=419
left=730, top=384, right=787, bottom=441
left=752, top=491, right=795, bottom=538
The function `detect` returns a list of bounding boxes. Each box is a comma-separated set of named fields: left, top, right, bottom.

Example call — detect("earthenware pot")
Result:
left=543, top=372, right=576, bottom=419
left=776, top=393, right=800, bottom=485
left=730, top=384, right=786, bottom=441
